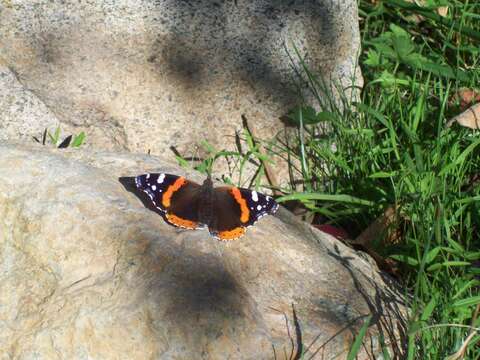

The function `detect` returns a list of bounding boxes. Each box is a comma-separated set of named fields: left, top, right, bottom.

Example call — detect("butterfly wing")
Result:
left=209, top=187, right=278, bottom=241
left=237, top=188, right=279, bottom=226
left=135, top=173, right=203, bottom=229
left=209, top=187, right=247, bottom=241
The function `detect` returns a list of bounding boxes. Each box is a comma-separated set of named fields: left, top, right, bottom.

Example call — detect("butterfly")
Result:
left=135, top=173, right=278, bottom=241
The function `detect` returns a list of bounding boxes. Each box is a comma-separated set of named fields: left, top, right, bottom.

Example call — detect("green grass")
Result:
left=33, top=126, right=86, bottom=148
left=176, top=1, right=480, bottom=357
left=175, top=129, right=277, bottom=190
left=272, top=0, right=480, bottom=358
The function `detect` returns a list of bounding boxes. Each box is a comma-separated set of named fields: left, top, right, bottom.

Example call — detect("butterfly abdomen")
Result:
left=197, top=181, right=215, bottom=227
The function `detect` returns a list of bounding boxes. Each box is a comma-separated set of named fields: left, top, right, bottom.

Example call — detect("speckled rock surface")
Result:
left=0, top=0, right=362, bottom=174
left=0, top=143, right=406, bottom=359
left=0, top=63, right=58, bottom=142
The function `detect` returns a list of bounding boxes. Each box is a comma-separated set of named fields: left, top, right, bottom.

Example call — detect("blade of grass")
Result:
left=346, top=315, right=372, bottom=360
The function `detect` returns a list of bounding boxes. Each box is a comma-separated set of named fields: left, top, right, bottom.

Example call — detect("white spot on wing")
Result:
left=152, top=185, right=157, bottom=191
left=257, top=205, right=262, bottom=211
left=146, top=174, right=150, bottom=179
left=158, top=173, right=165, bottom=183
left=251, top=191, right=259, bottom=202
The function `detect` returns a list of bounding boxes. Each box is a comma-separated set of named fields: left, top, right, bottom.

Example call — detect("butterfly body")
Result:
left=135, top=173, right=278, bottom=241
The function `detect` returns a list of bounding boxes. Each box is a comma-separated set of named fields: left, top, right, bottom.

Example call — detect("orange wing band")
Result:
left=230, top=187, right=250, bottom=223
left=162, top=177, right=187, bottom=208
left=217, top=227, right=246, bottom=241
left=166, top=213, right=199, bottom=229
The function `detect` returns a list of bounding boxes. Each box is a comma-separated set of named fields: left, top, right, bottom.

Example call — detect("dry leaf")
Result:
left=447, top=103, right=480, bottom=129
left=314, top=224, right=350, bottom=240
left=354, top=205, right=401, bottom=247
left=458, top=88, right=480, bottom=110
left=347, top=206, right=402, bottom=277
left=364, top=248, right=401, bottom=276
left=437, top=6, right=448, bottom=17
left=404, top=1, right=447, bottom=22
left=407, top=0, right=427, bottom=23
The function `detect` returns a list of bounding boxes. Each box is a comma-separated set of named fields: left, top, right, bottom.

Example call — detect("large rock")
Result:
left=0, top=1, right=362, bottom=166
left=0, top=143, right=406, bottom=359
left=0, top=64, right=58, bottom=142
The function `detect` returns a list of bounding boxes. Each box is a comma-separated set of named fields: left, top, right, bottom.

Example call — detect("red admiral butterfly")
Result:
left=135, top=173, right=278, bottom=241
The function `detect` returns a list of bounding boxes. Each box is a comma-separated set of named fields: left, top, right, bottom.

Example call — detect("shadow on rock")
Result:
left=119, top=176, right=268, bottom=353
left=143, top=242, right=265, bottom=353
left=150, top=0, right=338, bottom=110
left=326, top=244, right=408, bottom=359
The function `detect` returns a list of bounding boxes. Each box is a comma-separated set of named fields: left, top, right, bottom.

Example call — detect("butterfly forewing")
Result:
left=238, top=188, right=278, bottom=226
left=135, top=173, right=181, bottom=212
left=135, top=173, right=204, bottom=229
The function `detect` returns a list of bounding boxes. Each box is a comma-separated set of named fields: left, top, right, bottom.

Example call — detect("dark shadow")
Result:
left=292, top=304, right=304, bottom=360
left=269, top=219, right=407, bottom=358
left=269, top=304, right=305, bottom=360
left=130, top=232, right=261, bottom=354
left=324, top=243, right=408, bottom=359
left=120, top=176, right=265, bottom=354
left=151, top=257, right=250, bottom=325
left=304, top=315, right=369, bottom=359
left=148, top=0, right=339, bottom=111
left=154, top=254, right=266, bottom=355
left=270, top=306, right=296, bottom=360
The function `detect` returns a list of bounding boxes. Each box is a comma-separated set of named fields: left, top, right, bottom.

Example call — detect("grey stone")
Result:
left=0, top=143, right=406, bottom=359
left=0, top=64, right=59, bottom=142
left=0, top=0, right=362, bottom=181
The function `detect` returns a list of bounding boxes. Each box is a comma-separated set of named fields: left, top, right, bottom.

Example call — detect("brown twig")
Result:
left=241, top=114, right=282, bottom=196
left=446, top=303, right=480, bottom=360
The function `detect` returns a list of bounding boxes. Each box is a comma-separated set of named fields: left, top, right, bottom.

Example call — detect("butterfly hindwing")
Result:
left=209, top=186, right=278, bottom=241
left=209, top=187, right=246, bottom=241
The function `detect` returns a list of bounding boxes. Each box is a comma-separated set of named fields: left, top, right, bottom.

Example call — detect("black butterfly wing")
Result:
left=237, top=187, right=279, bottom=226
left=209, top=187, right=246, bottom=240
left=209, top=186, right=278, bottom=241
left=135, top=173, right=203, bottom=229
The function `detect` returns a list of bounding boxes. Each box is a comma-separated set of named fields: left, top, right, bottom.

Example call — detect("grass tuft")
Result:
left=272, top=0, right=480, bottom=357
left=184, top=1, right=479, bottom=356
